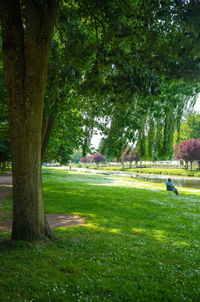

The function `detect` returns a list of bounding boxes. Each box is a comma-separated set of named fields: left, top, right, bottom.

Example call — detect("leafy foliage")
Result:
left=90, top=152, right=106, bottom=165
left=180, top=113, right=200, bottom=141
left=175, top=139, right=200, bottom=170
left=44, top=97, right=85, bottom=164
left=2, top=0, right=200, bottom=165
left=71, top=150, right=82, bottom=163
left=80, top=156, right=91, bottom=163
left=121, top=147, right=140, bottom=168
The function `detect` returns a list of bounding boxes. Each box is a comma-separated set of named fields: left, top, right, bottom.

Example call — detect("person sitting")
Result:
left=166, top=178, right=180, bottom=195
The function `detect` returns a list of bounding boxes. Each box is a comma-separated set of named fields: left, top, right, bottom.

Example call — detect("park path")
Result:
left=0, top=173, right=12, bottom=233
left=0, top=173, right=12, bottom=206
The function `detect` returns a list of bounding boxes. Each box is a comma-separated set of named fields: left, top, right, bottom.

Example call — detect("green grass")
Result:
left=1, top=169, right=200, bottom=301
left=0, top=167, right=11, bottom=174
left=85, top=165, right=200, bottom=177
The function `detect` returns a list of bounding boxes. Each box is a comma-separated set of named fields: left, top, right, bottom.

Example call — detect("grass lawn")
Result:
left=0, top=169, right=200, bottom=302
left=0, top=168, right=12, bottom=174
left=84, top=165, right=200, bottom=177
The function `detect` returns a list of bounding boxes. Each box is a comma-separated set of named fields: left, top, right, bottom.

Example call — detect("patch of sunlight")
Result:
left=109, top=228, right=120, bottom=234
left=45, top=172, right=113, bottom=185
left=45, top=169, right=200, bottom=195
left=180, top=190, right=200, bottom=197
left=91, top=176, right=200, bottom=195
left=152, top=229, right=166, bottom=240
left=92, top=178, right=163, bottom=191
left=151, top=230, right=189, bottom=246
left=81, top=213, right=97, bottom=218
left=132, top=227, right=146, bottom=233
left=56, top=222, right=100, bottom=230
left=0, top=231, right=11, bottom=236
left=172, top=240, right=189, bottom=247
left=83, top=224, right=107, bottom=232
left=55, top=226, right=72, bottom=231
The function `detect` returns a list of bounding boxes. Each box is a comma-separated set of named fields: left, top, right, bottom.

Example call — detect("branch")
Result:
left=95, top=17, right=99, bottom=47
left=41, top=94, right=67, bottom=162
left=25, top=0, right=57, bottom=81
left=95, top=16, right=106, bottom=33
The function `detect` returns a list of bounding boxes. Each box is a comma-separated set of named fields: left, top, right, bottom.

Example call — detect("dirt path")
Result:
left=0, top=173, right=86, bottom=233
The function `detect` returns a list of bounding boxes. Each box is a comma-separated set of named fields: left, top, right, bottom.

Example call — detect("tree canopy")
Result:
left=180, top=112, right=200, bottom=141
left=91, top=152, right=106, bottom=165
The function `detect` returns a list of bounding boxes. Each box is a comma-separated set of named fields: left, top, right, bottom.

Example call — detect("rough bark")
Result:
left=0, top=0, right=57, bottom=241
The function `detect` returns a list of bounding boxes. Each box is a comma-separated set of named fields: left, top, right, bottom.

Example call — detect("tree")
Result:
left=90, top=153, right=106, bottom=166
left=136, top=80, right=198, bottom=161
left=120, top=147, right=140, bottom=168
left=120, top=148, right=129, bottom=169
left=0, top=0, right=57, bottom=240
left=180, top=113, right=200, bottom=141
left=1, top=0, right=200, bottom=241
left=126, top=148, right=140, bottom=168
left=80, top=156, right=91, bottom=163
left=71, top=150, right=82, bottom=163
left=175, top=139, right=200, bottom=170
left=41, top=2, right=99, bottom=162
left=44, top=102, right=84, bottom=165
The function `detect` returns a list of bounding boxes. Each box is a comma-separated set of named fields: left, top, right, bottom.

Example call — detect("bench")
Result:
left=166, top=184, right=174, bottom=192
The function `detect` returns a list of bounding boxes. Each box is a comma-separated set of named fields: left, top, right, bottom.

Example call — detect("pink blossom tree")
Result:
left=120, top=147, right=140, bottom=168
left=120, top=148, right=129, bottom=168
left=175, top=139, right=200, bottom=170
left=90, top=153, right=106, bottom=166
left=80, top=156, right=91, bottom=163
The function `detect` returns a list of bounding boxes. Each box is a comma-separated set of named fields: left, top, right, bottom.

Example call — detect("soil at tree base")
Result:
left=0, top=173, right=86, bottom=233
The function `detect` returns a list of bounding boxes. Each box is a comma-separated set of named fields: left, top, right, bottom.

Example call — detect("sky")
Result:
left=194, top=94, right=200, bottom=112
left=91, top=130, right=102, bottom=149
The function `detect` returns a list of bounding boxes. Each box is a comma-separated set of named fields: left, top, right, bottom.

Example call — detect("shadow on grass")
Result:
left=0, top=171, right=200, bottom=301
left=43, top=172, right=200, bottom=247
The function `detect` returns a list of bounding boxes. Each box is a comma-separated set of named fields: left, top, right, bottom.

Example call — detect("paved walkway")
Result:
left=0, top=173, right=12, bottom=205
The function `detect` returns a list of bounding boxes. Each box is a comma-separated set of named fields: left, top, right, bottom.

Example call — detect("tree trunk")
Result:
left=1, top=0, right=57, bottom=241
left=41, top=116, right=55, bottom=164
